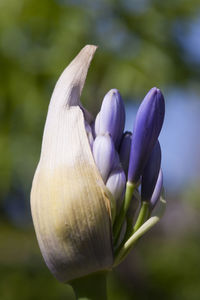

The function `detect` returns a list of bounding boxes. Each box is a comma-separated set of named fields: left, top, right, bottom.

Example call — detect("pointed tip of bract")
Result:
left=49, top=45, right=98, bottom=109
left=83, top=44, right=98, bottom=52
left=77, top=45, right=98, bottom=67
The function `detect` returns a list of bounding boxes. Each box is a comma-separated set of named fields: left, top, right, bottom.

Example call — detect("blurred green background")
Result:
left=1, top=0, right=200, bottom=299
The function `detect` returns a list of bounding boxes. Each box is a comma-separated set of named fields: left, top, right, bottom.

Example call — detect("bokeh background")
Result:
left=1, top=0, right=200, bottom=299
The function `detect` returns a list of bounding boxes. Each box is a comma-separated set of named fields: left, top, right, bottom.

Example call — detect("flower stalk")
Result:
left=113, top=181, right=136, bottom=243
left=71, top=272, right=108, bottom=300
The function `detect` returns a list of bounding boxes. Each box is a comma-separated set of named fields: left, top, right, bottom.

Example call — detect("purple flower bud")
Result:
left=99, top=89, right=125, bottom=149
left=92, top=134, right=116, bottom=182
left=106, top=167, right=126, bottom=213
left=141, top=141, right=161, bottom=202
left=128, top=87, right=165, bottom=183
left=150, top=169, right=163, bottom=210
left=119, top=131, right=132, bottom=175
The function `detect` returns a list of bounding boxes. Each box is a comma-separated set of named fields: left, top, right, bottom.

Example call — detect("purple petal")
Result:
left=92, top=134, right=116, bottom=182
left=106, top=167, right=126, bottom=212
left=99, top=89, right=125, bottom=149
left=119, top=131, right=132, bottom=175
left=128, top=87, right=165, bottom=183
left=141, top=141, right=161, bottom=202
left=150, top=169, right=163, bottom=210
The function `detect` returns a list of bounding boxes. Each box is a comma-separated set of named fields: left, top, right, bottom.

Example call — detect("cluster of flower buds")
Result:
left=31, top=45, right=166, bottom=283
left=85, top=85, right=165, bottom=244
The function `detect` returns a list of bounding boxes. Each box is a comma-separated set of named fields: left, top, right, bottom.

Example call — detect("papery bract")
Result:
left=31, top=45, right=113, bottom=283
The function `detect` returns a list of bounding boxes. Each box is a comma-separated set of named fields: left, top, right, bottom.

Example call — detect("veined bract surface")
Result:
left=31, top=45, right=113, bottom=283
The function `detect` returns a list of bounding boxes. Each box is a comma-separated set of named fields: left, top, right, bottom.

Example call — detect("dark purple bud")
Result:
left=119, top=131, right=132, bottom=175
left=150, top=169, right=163, bottom=210
left=92, top=134, right=116, bottom=182
left=99, top=89, right=125, bottom=149
left=141, top=141, right=161, bottom=202
left=106, top=167, right=126, bottom=213
left=128, top=87, right=165, bottom=183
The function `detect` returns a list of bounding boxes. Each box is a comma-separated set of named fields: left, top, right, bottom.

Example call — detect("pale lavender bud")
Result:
left=106, top=167, right=126, bottom=213
left=99, top=89, right=125, bottom=148
left=119, top=131, right=132, bottom=175
left=92, top=134, right=115, bottom=182
left=128, top=87, right=165, bottom=184
left=141, top=141, right=161, bottom=202
left=150, top=169, right=163, bottom=210
left=85, top=121, right=94, bottom=148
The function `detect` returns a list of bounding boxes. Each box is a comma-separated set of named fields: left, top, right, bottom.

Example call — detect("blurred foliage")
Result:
left=1, top=0, right=200, bottom=199
left=1, top=0, right=200, bottom=299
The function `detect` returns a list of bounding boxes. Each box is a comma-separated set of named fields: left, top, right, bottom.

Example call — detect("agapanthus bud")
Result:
left=92, top=134, right=116, bottom=182
left=106, top=167, right=126, bottom=213
left=141, top=141, right=161, bottom=202
left=119, top=131, right=132, bottom=175
left=99, top=89, right=125, bottom=148
left=150, top=168, right=163, bottom=210
left=128, top=87, right=165, bottom=184
left=127, top=191, right=140, bottom=220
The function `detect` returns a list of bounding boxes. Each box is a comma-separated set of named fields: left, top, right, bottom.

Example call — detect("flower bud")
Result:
left=141, top=141, right=161, bottom=202
left=92, top=134, right=116, bottom=182
left=106, top=167, right=126, bottom=214
left=119, top=131, right=132, bottom=176
left=150, top=168, right=163, bottom=210
left=128, top=87, right=165, bottom=184
left=99, top=89, right=125, bottom=148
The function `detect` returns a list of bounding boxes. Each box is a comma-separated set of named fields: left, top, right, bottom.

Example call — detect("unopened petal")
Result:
left=106, top=167, right=126, bottom=213
left=93, top=134, right=116, bottom=182
left=128, top=87, right=165, bottom=183
left=99, top=89, right=125, bottom=148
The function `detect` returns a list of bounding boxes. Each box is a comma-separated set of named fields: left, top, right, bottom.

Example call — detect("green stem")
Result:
left=114, top=216, right=160, bottom=266
left=114, top=201, right=149, bottom=257
left=70, top=272, right=108, bottom=300
left=133, top=201, right=149, bottom=232
left=113, top=182, right=136, bottom=243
